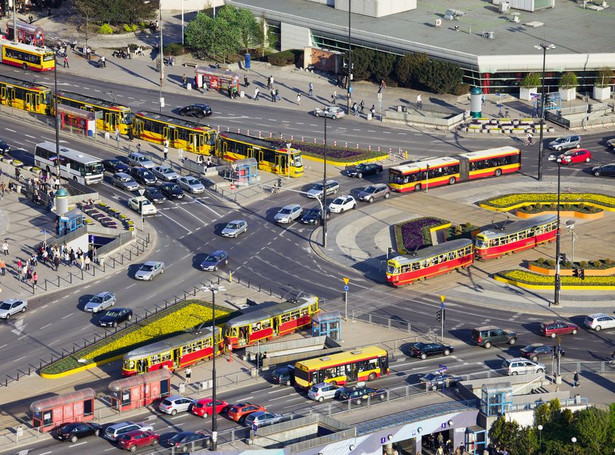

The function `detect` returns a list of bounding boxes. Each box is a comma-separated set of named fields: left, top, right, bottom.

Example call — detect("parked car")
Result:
left=179, top=103, right=212, bottom=118
left=336, top=386, right=387, bottom=405
left=221, top=220, right=248, bottom=238
left=191, top=398, right=229, bottom=418
left=548, top=148, right=591, bottom=164
left=274, top=204, right=303, bottom=224
left=584, top=313, right=615, bottom=331
left=167, top=431, right=212, bottom=452
left=308, top=383, right=339, bottom=402
left=358, top=183, right=390, bottom=203
left=104, top=421, right=154, bottom=441
left=111, top=172, right=139, bottom=192
left=200, top=250, right=229, bottom=271
left=419, top=373, right=462, bottom=390
left=127, top=151, right=155, bottom=169
left=607, top=137, right=615, bottom=150
left=408, top=342, right=454, bottom=360
left=313, top=105, right=345, bottom=119
left=539, top=320, right=579, bottom=338
left=271, top=365, right=294, bottom=385
left=129, top=166, right=157, bottom=185
left=84, top=291, right=116, bottom=313
left=244, top=411, right=284, bottom=428
left=300, top=207, right=330, bottom=225
left=134, top=261, right=165, bottom=280
left=98, top=308, right=133, bottom=327
left=592, top=163, right=615, bottom=177
left=520, top=344, right=564, bottom=362
left=102, top=158, right=129, bottom=173
left=0, top=138, right=10, bottom=154
left=177, top=176, right=205, bottom=194
left=56, top=422, right=100, bottom=442
left=159, top=182, right=184, bottom=199
left=158, top=395, right=194, bottom=415
left=143, top=186, right=166, bottom=204
left=329, top=195, right=357, bottom=213
left=128, top=195, right=157, bottom=215
left=306, top=180, right=340, bottom=199
left=0, top=299, right=27, bottom=319
left=501, top=357, right=545, bottom=375
left=227, top=403, right=267, bottom=423
left=471, top=326, right=517, bottom=349
left=346, top=162, right=383, bottom=178
left=548, top=135, right=581, bottom=151
left=118, top=430, right=160, bottom=452
left=151, top=165, right=180, bottom=182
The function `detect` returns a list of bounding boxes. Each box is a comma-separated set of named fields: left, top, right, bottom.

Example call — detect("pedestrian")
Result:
left=185, top=367, right=192, bottom=383
left=115, top=126, right=120, bottom=145
left=163, top=139, right=169, bottom=161
left=86, top=46, right=91, bottom=60
left=0, top=258, right=5, bottom=276
left=437, top=433, right=444, bottom=448
left=308, top=82, right=313, bottom=97
left=63, top=55, right=69, bottom=68
left=100, top=55, right=106, bottom=68
left=270, top=88, right=276, bottom=102
left=232, top=86, right=238, bottom=98
left=178, top=148, right=184, bottom=160
left=352, top=101, right=358, bottom=116
left=182, top=73, right=187, bottom=89
left=331, top=91, right=337, bottom=104
left=244, top=75, right=249, bottom=87
left=54, top=177, right=60, bottom=190
left=275, top=88, right=280, bottom=102
left=481, top=93, right=486, bottom=105
left=2, top=240, right=8, bottom=256
left=22, top=265, right=29, bottom=282
left=53, top=255, right=60, bottom=271
left=370, top=104, right=376, bottom=118
left=296, top=93, right=301, bottom=105
left=84, top=255, right=91, bottom=271
left=416, top=93, right=422, bottom=110
left=137, top=142, right=142, bottom=154
left=573, top=371, right=580, bottom=388
left=254, top=87, right=260, bottom=100
left=360, top=100, right=365, bottom=114
left=32, top=271, right=38, bottom=290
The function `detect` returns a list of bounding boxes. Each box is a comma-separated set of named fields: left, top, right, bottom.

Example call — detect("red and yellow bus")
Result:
left=56, top=91, right=133, bottom=135
left=0, top=74, right=51, bottom=114
left=386, top=238, right=474, bottom=286
left=474, top=214, right=557, bottom=260
left=132, top=111, right=216, bottom=155
left=224, top=296, right=319, bottom=349
left=294, top=346, right=389, bottom=390
left=388, top=147, right=521, bottom=192
left=122, top=327, right=221, bottom=376
left=0, top=38, right=55, bottom=71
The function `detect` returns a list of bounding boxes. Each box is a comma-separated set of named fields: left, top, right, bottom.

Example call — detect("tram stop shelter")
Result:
left=195, top=66, right=240, bottom=93
left=29, top=388, right=96, bottom=432
left=108, top=369, right=172, bottom=411
left=58, top=208, right=85, bottom=236
left=312, top=312, right=342, bottom=341
left=231, top=157, right=257, bottom=186
left=57, top=105, right=97, bottom=137
left=6, top=22, right=45, bottom=46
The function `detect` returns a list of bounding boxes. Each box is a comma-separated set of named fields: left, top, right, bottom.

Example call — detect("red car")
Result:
left=539, top=321, right=579, bottom=338
left=191, top=398, right=229, bottom=418
left=117, top=430, right=160, bottom=452
left=227, top=402, right=267, bottom=423
left=557, top=148, right=592, bottom=164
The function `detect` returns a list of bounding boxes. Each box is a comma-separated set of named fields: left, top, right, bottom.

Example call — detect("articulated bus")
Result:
left=0, top=38, right=55, bottom=71
left=216, top=132, right=304, bottom=178
left=56, top=91, right=133, bottom=135
left=474, top=214, right=558, bottom=260
left=389, top=146, right=521, bottom=192
left=224, top=296, right=319, bottom=349
left=294, top=346, right=389, bottom=390
left=131, top=111, right=216, bottom=155
left=386, top=239, right=474, bottom=286
left=122, top=327, right=221, bottom=377
left=34, top=142, right=104, bottom=185
left=0, top=74, right=51, bottom=114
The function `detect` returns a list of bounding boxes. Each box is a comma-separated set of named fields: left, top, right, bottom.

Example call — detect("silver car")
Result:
left=0, top=299, right=28, bottom=319
left=127, top=152, right=155, bottom=169
left=244, top=411, right=284, bottom=428
left=502, top=357, right=545, bottom=375
left=104, top=421, right=154, bottom=441
left=274, top=204, right=303, bottom=224
left=313, top=106, right=345, bottom=119
left=84, top=292, right=116, bottom=313
left=306, top=180, right=340, bottom=199
left=178, top=176, right=205, bottom=194
left=112, top=172, right=140, bottom=192
left=358, top=183, right=391, bottom=203
left=547, top=135, right=581, bottom=151
left=152, top=165, right=179, bottom=182
left=221, top=220, right=248, bottom=238
left=135, top=261, right=165, bottom=280
left=158, top=395, right=194, bottom=415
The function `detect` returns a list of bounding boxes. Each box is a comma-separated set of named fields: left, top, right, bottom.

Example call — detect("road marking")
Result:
left=5, top=128, right=16, bottom=133
left=159, top=211, right=192, bottom=232
left=194, top=199, right=221, bottom=217
left=13, top=355, right=26, bottom=362
left=171, top=414, right=189, bottom=420
left=69, top=441, right=88, bottom=447
left=39, top=452, right=53, bottom=455
left=0, top=344, right=6, bottom=349
left=62, top=312, right=74, bottom=319
left=126, top=284, right=136, bottom=289
left=40, top=323, right=52, bottom=330
left=235, top=396, right=253, bottom=401
left=41, top=304, right=48, bottom=309
left=104, top=448, right=116, bottom=451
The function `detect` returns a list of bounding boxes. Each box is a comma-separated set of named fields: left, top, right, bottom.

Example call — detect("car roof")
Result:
left=143, top=261, right=161, bottom=266
left=587, top=313, right=609, bottom=318
left=109, top=421, right=137, bottom=430
left=474, top=326, right=500, bottom=331
left=114, top=172, right=131, bottom=178
left=211, top=250, right=227, bottom=256
left=94, top=291, right=112, bottom=297
left=282, top=203, right=301, bottom=209
left=228, top=219, right=245, bottom=224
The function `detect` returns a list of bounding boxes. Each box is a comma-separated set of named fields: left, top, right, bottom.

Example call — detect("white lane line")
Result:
left=69, top=441, right=88, bottom=447
left=178, top=204, right=209, bottom=222
left=171, top=414, right=190, bottom=420
left=126, top=284, right=136, bottom=289
left=194, top=199, right=221, bottom=217
left=40, top=323, right=52, bottom=330
left=5, top=128, right=17, bottom=133
left=39, top=452, right=53, bottom=455
left=62, top=312, right=74, bottom=319
left=159, top=211, right=192, bottom=232
left=235, top=396, right=254, bottom=402
left=13, top=355, right=26, bottom=362
left=0, top=344, right=7, bottom=349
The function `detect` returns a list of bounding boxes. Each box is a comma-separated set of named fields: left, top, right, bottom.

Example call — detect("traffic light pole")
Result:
left=344, top=291, right=348, bottom=320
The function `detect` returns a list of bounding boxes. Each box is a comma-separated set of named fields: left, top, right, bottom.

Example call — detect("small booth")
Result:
left=30, top=388, right=96, bottom=432
left=311, top=311, right=342, bottom=341
left=58, top=208, right=84, bottom=236
left=6, top=22, right=45, bottom=46
left=195, top=66, right=240, bottom=93
left=108, top=369, right=172, bottom=412
left=231, top=157, right=257, bottom=186
left=58, top=105, right=97, bottom=137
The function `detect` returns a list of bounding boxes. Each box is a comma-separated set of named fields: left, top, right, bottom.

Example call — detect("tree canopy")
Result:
left=73, top=0, right=158, bottom=26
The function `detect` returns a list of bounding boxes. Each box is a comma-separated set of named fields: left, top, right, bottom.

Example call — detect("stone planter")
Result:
left=519, top=87, right=537, bottom=101
left=593, top=85, right=611, bottom=101
left=559, top=87, right=577, bottom=102
left=528, top=263, right=615, bottom=276
left=514, top=209, right=604, bottom=220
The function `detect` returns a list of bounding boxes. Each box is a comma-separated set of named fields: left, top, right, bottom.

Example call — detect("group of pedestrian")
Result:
left=16, top=257, right=38, bottom=291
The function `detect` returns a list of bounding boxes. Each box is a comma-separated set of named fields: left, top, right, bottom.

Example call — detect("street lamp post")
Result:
left=566, top=220, right=577, bottom=263
left=553, top=160, right=562, bottom=306
left=571, top=436, right=577, bottom=455
left=321, top=115, right=327, bottom=248
left=534, top=43, right=555, bottom=182
left=346, top=0, right=352, bottom=114
left=158, top=1, right=164, bottom=113
left=537, top=425, right=543, bottom=454
left=205, top=283, right=225, bottom=451
left=53, top=50, right=61, bottom=183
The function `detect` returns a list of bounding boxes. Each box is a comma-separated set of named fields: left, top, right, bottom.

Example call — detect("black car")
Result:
left=336, top=386, right=387, bottom=405
left=271, top=365, right=294, bottom=385
left=102, top=158, right=129, bottom=173
left=160, top=182, right=184, bottom=200
left=0, top=138, right=10, bottom=154
left=144, top=186, right=166, bottom=204
left=409, top=342, right=454, bottom=360
left=300, top=207, right=331, bottom=225
left=56, top=422, right=100, bottom=442
left=98, top=308, right=133, bottom=327
left=129, top=167, right=157, bottom=185
left=520, top=344, right=564, bottom=362
left=592, top=163, right=615, bottom=177
left=178, top=104, right=212, bottom=118
left=346, top=162, right=383, bottom=178
left=168, top=431, right=212, bottom=451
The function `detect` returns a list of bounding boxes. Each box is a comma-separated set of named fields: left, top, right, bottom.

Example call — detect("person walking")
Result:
left=114, top=126, right=120, bottom=146
left=296, top=93, right=301, bottom=105
left=416, top=93, right=422, bottom=110
left=185, top=367, right=192, bottom=383
left=0, top=258, right=5, bottom=276
left=360, top=100, right=365, bottom=114
left=331, top=91, right=337, bottom=104
left=182, top=73, right=187, bottom=89
left=2, top=240, right=8, bottom=256
left=573, top=371, right=580, bottom=388
left=308, top=82, right=313, bottom=97
left=275, top=88, right=280, bottom=102
left=63, top=55, right=69, bottom=68
left=270, top=88, right=276, bottom=102
left=32, top=271, right=38, bottom=291
left=53, top=254, right=60, bottom=271
left=370, top=104, right=376, bottom=118
left=163, top=139, right=169, bottom=161
left=136, top=142, right=142, bottom=154
left=84, top=255, right=91, bottom=271
left=100, top=55, right=106, bottom=68
left=244, top=75, right=249, bottom=87
left=254, top=87, right=260, bottom=101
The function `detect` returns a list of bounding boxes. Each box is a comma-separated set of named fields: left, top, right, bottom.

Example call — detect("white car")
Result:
left=313, top=106, right=345, bottom=119
left=0, top=299, right=28, bottom=319
left=151, top=165, right=179, bottom=182
left=274, top=204, right=303, bottom=224
left=158, top=395, right=194, bottom=415
left=177, top=176, right=205, bottom=194
left=84, top=292, right=117, bottom=313
left=501, top=357, right=545, bottom=375
left=135, top=261, right=165, bottom=280
left=584, top=313, right=615, bottom=331
left=128, top=196, right=157, bottom=215
left=329, top=195, right=357, bottom=213
left=221, top=220, right=248, bottom=238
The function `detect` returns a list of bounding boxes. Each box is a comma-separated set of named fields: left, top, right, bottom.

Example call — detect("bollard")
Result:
left=58, top=276, right=61, bottom=287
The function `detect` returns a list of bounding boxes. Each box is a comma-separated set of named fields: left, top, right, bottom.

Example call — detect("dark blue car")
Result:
left=200, top=250, right=229, bottom=271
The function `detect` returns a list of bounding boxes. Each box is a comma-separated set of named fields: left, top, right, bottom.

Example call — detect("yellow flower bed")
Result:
left=496, top=269, right=615, bottom=287
left=479, top=193, right=615, bottom=211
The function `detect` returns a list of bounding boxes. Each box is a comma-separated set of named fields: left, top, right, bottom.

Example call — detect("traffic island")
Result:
left=494, top=270, right=615, bottom=290
left=477, top=192, right=615, bottom=213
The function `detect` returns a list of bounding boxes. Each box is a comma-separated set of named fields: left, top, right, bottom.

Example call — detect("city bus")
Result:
left=457, top=146, right=521, bottom=180
left=56, top=91, right=133, bottom=135
left=474, top=214, right=558, bottom=260
left=34, top=142, right=104, bottom=185
left=224, top=296, right=319, bottom=349
left=386, top=238, right=474, bottom=286
left=0, top=38, right=55, bottom=71
left=122, top=327, right=222, bottom=376
left=216, top=132, right=304, bottom=178
left=294, top=346, right=389, bottom=390
left=0, top=74, right=51, bottom=114
left=131, top=111, right=216, bottom=155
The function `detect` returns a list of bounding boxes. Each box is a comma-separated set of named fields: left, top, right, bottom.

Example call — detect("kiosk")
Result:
left=58, top=105, right=97, bottom=137
left=30, top=388, right=96, bottom=432
left=6, top=22, right=45, bottom=46
left=108, top=369, right=172, bottom=411
left=311, top=312, right=342, bottom=341
left=58, top=208, right=85, bottom=236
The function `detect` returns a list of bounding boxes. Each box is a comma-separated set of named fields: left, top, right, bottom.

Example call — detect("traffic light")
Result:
left=342, top=293, right=347, bottom=303
left=442, top=309, right=446, bottom=322
left=559, top=253, right=567, bottom=264
left=579, top=269, right=585, bottom=280
left=436, top=310, right=442, bottom=322
left=573, top=268, right=579, bottom=278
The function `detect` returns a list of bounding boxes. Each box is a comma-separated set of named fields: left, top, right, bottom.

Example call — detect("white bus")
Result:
left=34, top=142, right=104, bottom=185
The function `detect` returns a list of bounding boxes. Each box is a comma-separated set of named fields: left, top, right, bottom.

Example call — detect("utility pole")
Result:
left=346, top=0, right=352, bottom=115
left=159, top=2, right=164, bottom=113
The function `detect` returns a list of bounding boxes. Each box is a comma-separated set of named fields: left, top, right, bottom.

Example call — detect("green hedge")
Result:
left=533, top=257, right=615, bottom=269
left=478, top=193, right=615, bottom=210
left=496, top=269, right=615, bottom=286
left=268, top=50, right=299, bottom=66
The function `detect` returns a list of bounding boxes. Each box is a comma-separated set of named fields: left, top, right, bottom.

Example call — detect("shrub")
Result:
left=546, top=259, right=556, bottom=267
left=123, top=24, right=138, bottom=32
left=579, top=261, right=589, bottom=268
left=559, top=72, right=578, bottom=89
left=453, top=83, right=470, bottom=96
left=592, top=260, right=603, bottom=268
left=604, top=258, right=613, bottom=266
left=596, top=67, right=613, bottom=88
left=536, top=257, right=546, bottom=265
left=164, top=43, right=187, bottom=56
left=268, top=50, right=296, bottom=66
left=97, top=23, right=114, bottom=35
left=521, top=73, right=541, bottom=87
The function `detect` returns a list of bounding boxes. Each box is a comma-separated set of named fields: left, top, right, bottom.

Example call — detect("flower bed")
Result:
left=528, top=258, right=615, bottom=276
left=40, top=300, right=233, bottom=377
left=393, top=217, right=448, bottom=253
left=264, top=138, right=387, bottom=164
left=478, top=193, right=615, bottom=212
left=517, top=203, right=602, bottom=214
left=494, top=269, right=615, bottom=290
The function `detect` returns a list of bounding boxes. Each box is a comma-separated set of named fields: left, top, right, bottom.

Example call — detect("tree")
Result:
left=395, top=53, right=429, bottom=88
left=559, top=71, right=578, bottom=89
left=185, top=11, right=241, bottom=62
left=572, top=407, right=609, bottom=453
left=415, top=59, right=463, bottom=94
left=73, top=0, right=158, bottom=26
left=371, top=52, right=397, bottom=84
left=489, top=416, right=519, bottom=450
left=596, top=67, right=613, bottom=87
left=254, top=13, right=278, bottom=57
left=351, top=48, right=376, bottom=81
left=217, top=5, right=260, bottom=52
left=521, top=72, right=541, bottom=88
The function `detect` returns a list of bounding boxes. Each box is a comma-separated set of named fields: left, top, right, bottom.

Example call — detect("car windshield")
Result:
left=162, top=168, right=173, bottom=174
left=364, top=186, right=376, bottom=193
left=141, top=265, right=154, bottom=271
left=104, top=310, right=121, bottom=317
left=205, top=255, right=219, bottom=262
left=90, top=296, right=103, bottom=303
left=311, top=184, right=323, bottom=191
left=332, top=198, right=344, bottom=204
left=280, top=208, right=292, bottom=215
left=0, top=302, right=11, bottom=310
left=167, top=184, right=180, bottom=191
left=187, top=178, right=199, bottom=185
left=169, top=433, right=191, bottom=443
left=227, top=223, right=239, bottom=229
left=423, top=373, right=436, bottom=381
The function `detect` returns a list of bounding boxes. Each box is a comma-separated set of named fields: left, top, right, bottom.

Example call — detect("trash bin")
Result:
left=367, top=113, right=373, bottom=121
left=240, top=90, right=245, bottom=98
left=186, top=82, right=192, bottom=91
